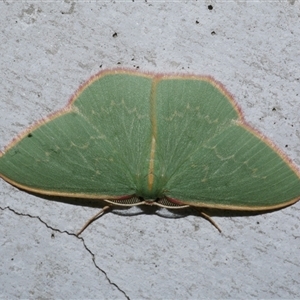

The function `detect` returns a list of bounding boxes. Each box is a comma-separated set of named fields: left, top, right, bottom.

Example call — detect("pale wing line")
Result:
left=202, top=134, right=296, bottom=198
left=165, top=122, right=232, bottom=185
left=164, top=91, right=234, bottom=185
left=41, top=118, right=95, bottom=175
left=75, top=76, right=144, bottom=187
left=5, top=120, right=93, bottom=188
left=164, top=79, right=236, bottom=183
left=159, top=81, right=204, bottom=181
left=82, top=79, right=135, bottom=183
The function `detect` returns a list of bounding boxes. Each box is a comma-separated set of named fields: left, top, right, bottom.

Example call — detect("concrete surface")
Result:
left=0, top=1, right=300, bottom=299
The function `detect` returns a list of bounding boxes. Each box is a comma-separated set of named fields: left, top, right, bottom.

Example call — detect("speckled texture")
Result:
left=0, top=1, right=299, bottom=299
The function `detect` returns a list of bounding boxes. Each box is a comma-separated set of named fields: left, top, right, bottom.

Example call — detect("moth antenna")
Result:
left=198, top=210, right=222, bottom=233
left=77, top=205, right=111, bottom=236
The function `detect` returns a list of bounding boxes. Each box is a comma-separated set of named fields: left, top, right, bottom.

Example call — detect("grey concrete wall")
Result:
left=0, top=1, right=299, bottom=299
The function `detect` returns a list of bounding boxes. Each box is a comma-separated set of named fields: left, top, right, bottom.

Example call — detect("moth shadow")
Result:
left=29, top=191, right=282, bottom=220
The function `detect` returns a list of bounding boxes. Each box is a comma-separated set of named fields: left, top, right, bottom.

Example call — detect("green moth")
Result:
left=1, top=70, right=300, bottom=233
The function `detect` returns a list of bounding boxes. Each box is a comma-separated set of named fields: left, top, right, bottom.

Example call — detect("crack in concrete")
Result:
left=0, top=206, right=130, bottom=300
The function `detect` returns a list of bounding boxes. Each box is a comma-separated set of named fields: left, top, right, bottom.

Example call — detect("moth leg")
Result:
left=198, top=210, right=222, bottom=233
left=77, top=205, right=111, bottom=236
